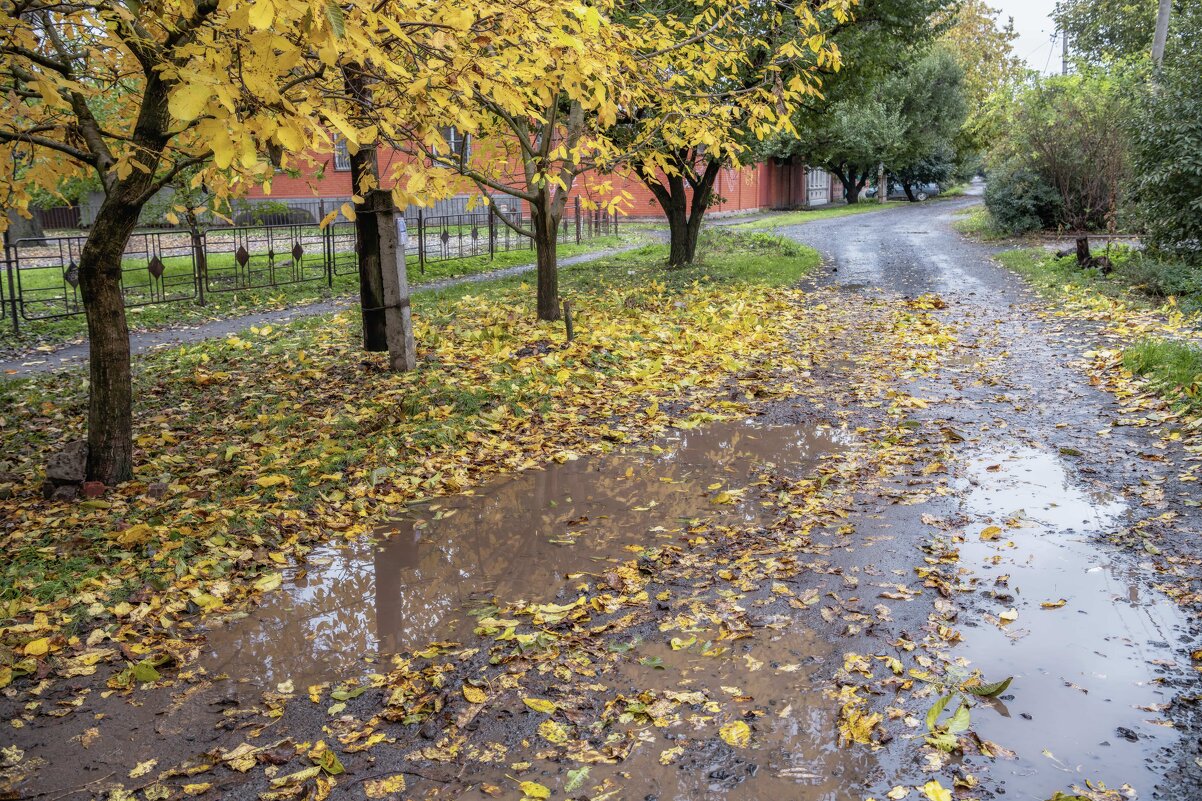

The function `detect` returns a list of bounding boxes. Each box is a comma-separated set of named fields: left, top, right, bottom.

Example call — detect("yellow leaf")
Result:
left=248, top=0, right=274, bottom=30
left=255, top=474, right=290, bottom=488
left=979, top=525, right=1003, bottom=541
left=254, top=572, right=282, bottom=592
left=183, top=784, right=212, bottom=796
left=24, top=637, right=50, bottom=657
left=113, top=523, right=155, bottom=546
left=522, top=698, right=557, bottom=714
left=462, top=684, right=487, bottom=704
left=718, top=720, right=750, bottom=747
left=519, top=781, right=550, bottom=800
left=538, top=719, right=568, bottom=744
left=919, top=780, right=951, bottom=801
left=130, top=760, right=158, bottom=778
left=364, top=775, right=407, bottom=798
left=168, top=82, right=211, bottom=123
left=1040, top=599, right=1067, bottom=609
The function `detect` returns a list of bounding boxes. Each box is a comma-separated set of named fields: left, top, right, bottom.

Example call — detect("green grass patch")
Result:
left=1123, top=338, right=1202, bottom=411
left=732, top=201, right=901, bottom=231
left=953, top=206, right=1009, bottom=241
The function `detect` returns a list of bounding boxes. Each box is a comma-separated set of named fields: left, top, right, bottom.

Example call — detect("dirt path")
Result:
left=6, top=198, right=1201, bottom=801
left=0, top=244, right=650, bottom=377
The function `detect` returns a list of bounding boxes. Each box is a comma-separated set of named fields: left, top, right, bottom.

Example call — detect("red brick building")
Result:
left=242, top=145, right=839, bottom=222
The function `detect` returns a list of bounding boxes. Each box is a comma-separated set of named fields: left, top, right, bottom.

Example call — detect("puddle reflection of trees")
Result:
left=203, top=423, right=845, bottom=685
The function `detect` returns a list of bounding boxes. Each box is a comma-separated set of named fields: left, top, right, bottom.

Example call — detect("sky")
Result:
left=991, top=0, right=1061, bottom=72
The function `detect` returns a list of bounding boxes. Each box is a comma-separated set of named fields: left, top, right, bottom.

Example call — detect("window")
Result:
left=333, top=138, right=351, bottom=171
left=433, top=126, right=470, bottom=165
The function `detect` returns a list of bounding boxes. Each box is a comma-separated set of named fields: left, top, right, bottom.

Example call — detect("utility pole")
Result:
left=877, top=163, right=886, bottom=205
left=1152, top=0, right=1171, bottom=66
left=1061, top=30, right=1069, bottom=75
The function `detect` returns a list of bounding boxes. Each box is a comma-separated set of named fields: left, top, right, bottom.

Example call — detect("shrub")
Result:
left=1117, top=252, right=1202, bottom=307
left=1130, top=61, right=1202, bottom=265
left=984, top=162, right=1062, bottom=235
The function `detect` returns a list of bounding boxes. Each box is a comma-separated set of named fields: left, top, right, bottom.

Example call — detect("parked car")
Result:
left=865, top=181, right=941, bottom=201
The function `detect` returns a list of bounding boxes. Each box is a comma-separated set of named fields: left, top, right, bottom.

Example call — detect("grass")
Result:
left=1122, top=339, right=1202, bottom=411
left=953, top=206, right=1009, bottom=241
left=732, top=201, right=901, bottom=231
left=0, top=228, right=820, bottom=655
left=0, top=234, right=635, bottom=358
left=995, top=243, right=1202, bottom=416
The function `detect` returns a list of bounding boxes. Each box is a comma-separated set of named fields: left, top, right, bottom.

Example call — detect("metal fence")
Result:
left=2, top=202, right=617, bottom=332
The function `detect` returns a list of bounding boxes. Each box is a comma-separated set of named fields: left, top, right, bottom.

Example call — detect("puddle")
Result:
left=954, top=446, right=1185, bottom=797
left=199, top=419, right=852, bottom=688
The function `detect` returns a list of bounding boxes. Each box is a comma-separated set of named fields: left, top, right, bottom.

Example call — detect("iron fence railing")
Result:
left=1, top=202, right=618, bottom=332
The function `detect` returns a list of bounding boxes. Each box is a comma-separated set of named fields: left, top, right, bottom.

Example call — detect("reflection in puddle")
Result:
left=200, top=420, right=852, bottom=687
left=956, top=446, right=1184, bottom=796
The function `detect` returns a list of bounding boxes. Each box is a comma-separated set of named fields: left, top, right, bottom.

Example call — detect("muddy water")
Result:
left=199, top=419, right=852, bottom=688
left=955, top=446, right=1185, bottom=797
left=453, top=623, right=879, bottom=801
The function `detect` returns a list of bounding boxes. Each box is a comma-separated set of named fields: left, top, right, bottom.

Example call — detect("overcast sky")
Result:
left=991, top=0, right=1061, bottom=72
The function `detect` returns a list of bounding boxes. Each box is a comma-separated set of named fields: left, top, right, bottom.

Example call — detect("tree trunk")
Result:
left=345, top=65, right=388, bottom=352
left=78, top=195, right=142, bottom=484
left=531, top=203, right=560, bottom=321
left=846, top=183, right=862, bottom=204
left=642, top=154, right=720, bottom=268
left=664, top=196, right=690, bottom=267
left=902, top=182, right=916, bottom=202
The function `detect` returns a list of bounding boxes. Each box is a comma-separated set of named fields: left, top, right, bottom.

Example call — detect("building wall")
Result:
left=246, top=149, right=778, bottom=220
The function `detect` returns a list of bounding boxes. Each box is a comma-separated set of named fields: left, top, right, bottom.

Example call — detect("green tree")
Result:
left=1129, top=60, right=1202, bottom=263
left=886, top=49, right=968, bottom=200
left=1054, top=0, right=1201, bottom=64
left=775, top=0, right=955, bottom=201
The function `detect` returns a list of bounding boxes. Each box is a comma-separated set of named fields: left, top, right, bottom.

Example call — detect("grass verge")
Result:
left=732, top=201, right=901, bottom=231
left=1122, top=339, right=1202, bottom=413
left=952, top=206, right=1009, bottom=241
left=0, top=230, right=818, bottom=685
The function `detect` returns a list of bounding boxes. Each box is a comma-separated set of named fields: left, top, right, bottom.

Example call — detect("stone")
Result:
left=82, top=481, right=106, bottom=499
left=45, top=440, right=88, bottom=484
left=147, top=482, right=169, bottom=500
left=51, top=484, right=79, bottom=501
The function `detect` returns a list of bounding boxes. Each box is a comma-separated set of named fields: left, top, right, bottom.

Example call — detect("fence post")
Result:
left=575, top=198, right=581, bottom=244
left=488, top=205, right=496, bottom=260
left=416, top=208, right=425, bottom=274
left=191, top=223, right=207, bottom=305
left=613, top=210, right=618, bottom=236
left=324, top=225, right=334, bottom=288
left=4, top=231, right=18, bottom=334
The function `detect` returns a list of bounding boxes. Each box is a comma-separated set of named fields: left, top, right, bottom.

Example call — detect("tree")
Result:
left=1129, top=59, right=1202, bottom=263
left=886, top=49, right=968, bottom=200
left=0, top=0, right=441, bottom=483
left=937, top=0, right=1023, bottom=148
left=1054, top=0, right=1201, bottom=64
left=773, top=0, right=955, bottom=201
left=618, top=0, right=852, bottom=267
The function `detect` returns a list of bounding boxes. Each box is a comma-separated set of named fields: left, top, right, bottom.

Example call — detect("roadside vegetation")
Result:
left=995, top=246, right=1202, bottom=415
left=733, top=201, right=902, bottom=231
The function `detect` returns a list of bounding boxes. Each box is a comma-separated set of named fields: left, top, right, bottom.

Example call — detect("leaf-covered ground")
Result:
left=4, top=212, right=1202, bottom=801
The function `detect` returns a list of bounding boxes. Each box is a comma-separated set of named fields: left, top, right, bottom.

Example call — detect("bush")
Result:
left=1117, top=252, right=1202, bottom=306
left=984, top=163, right=1062, bottom=235
left=1130, top=62, right=1202, bottom=265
